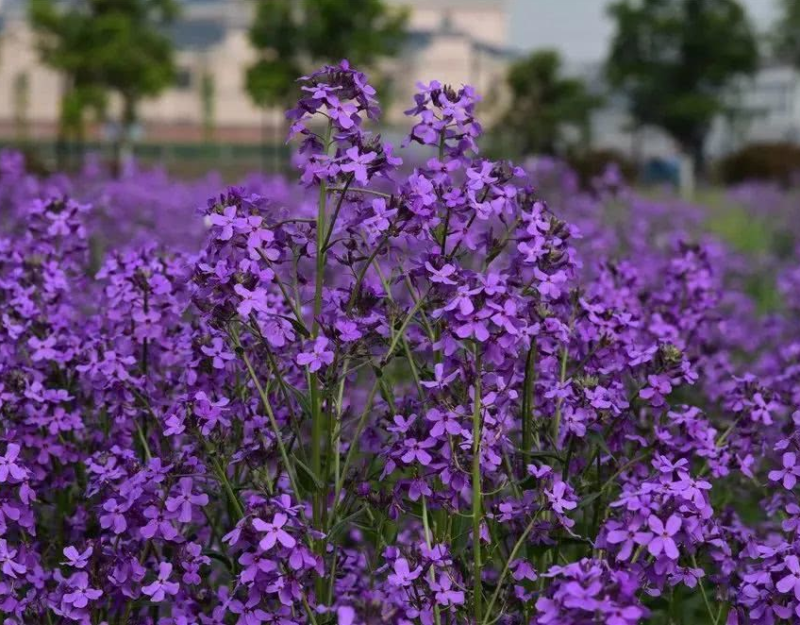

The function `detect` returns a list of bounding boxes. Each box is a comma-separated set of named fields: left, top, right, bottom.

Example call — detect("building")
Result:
left=707, top=64, right=800, bottom=157
left=563, top=61, right=683, bottom=162
left=0, top=0, right=514, bottom=144
left=385, top=0, right=514, bottom=122
left=566, top=60, right=800, bottom=163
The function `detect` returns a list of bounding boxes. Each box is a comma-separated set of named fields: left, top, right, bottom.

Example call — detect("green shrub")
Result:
left=718, top=143, right=800, bottom=185
left=567, top=148, right=636, bottom=188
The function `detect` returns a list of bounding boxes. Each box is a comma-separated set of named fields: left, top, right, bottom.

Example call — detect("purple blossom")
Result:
left=400, top=437, right=436, bottom=465
left=165, top=477, right=209, bottom=523
left=2, top=61, right=800, bottom=625
left=638, top=515, right=682, bottom=560
left=142, top=562, right=180, bottom=602
left=208, top=205, right=238, bottom=240
left=545, top=480, right=578, bottom=515
left=296, top=336, right=335, bottom=372
left=340, top=148, right=377, bottom=184
left=63, top=572, right=103, bottom=608
left=252, top=513, right=297, bottom=551
left=387, top=558, right=422, bottom=587
left=769, top=452, right=800, bottom=489
left=62, top=546, right=93, bottom=569
left=0, top=444, right=26, bottom=482
left=233, top=284, right=268, bottom=316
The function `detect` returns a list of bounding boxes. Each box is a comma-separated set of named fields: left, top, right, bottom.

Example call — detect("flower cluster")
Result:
left=0, top=61, right=798, bottom=625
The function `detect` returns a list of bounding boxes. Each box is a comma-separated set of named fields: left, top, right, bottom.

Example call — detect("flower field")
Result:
left=2, top=62, right=800, bottom=624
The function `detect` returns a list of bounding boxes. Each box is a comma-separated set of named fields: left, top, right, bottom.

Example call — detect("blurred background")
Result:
left=0, top=0, right=798, bottom=187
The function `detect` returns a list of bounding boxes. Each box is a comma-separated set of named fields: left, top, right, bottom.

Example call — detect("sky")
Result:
left=510, top=0, right=779, bottom=62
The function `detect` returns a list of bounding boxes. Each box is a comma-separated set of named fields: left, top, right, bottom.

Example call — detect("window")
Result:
left=175, top=67, right=193, bottom=90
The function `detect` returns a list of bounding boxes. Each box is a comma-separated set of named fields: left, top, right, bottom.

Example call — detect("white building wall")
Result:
left=0, top=0, right=512, bottom=141
left=394, top=0, right=509, bottom=46
left=0, top=17, right=62, bottom=132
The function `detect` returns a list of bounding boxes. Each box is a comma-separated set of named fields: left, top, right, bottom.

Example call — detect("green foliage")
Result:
left=245, top=0, right=408, bottom=109
left=30, top=0, right=178, bottom=130
left=567, top=148, right=636, bottom=188
left=12, top=72, right=30, bottom=141
left=201, top=70, right=216, bottom=143
left=245, top=0, right=303, bottom=109
left=494, top=50, right=601, bottom=157
left=774, top=0, right=800, bottom=67
left=303, top=0, right=408, bottom=67
left=606, top=0, right=759, bottom=170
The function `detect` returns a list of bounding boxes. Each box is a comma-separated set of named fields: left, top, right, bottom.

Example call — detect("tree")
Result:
left=774, top=0, right=800, bottom=67
left=606, top=0, right=758, bottom=174
left=31, top=0, right=178, bottom=168
left=246, top=0, right=408, bottom=119
left=245, top=0, right=303, bottom=113
left=200, top=69, right=216, bottom=143
left=495, top=50, right=601, bottom=157
left=12, top=73, right=30, bottom=143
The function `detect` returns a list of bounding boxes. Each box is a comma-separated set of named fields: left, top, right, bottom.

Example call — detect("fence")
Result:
left=0, top=140, right=292, bottom=179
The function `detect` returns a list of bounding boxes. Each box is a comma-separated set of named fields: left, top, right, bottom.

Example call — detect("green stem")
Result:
left=230, top=326, right=302, bottom=502
left=329, top=186, right=391, bottom=198
left=255, top=248, right=306, bottom=330
left=422, top=495, right=443, bottom=625
left=471, top=347, right=484, bottom=623
left=521, top=343, right=536, bottom=462
left=322, top=174, right=354, bottom=252
left=692, top=554, right=719, bottom=625
left=199, top=436, right=245, bottom=521
left=311, top=120, right=334, bottom=599
left=552, top=345, right=569, bottom=444
left=482, top=512, right=540, bottom=623
left=330, top=379, right=380, bottom=524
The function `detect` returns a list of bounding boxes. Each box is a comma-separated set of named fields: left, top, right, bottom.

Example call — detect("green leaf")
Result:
left=293, top=455, right=322, bottom=493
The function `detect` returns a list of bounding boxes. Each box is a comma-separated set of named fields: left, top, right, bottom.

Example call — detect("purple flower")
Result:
left=606, top=522, right=641, bottom=561
left=296, top=336, right=335, bottom=372
left=444, top=285, right=480, bottom=316
left=387, top=558, right=421, bottom=587
left=165, top=477, right=209, bottom=523
left=769, top=452, right=800, bottom=489
left=425, top=262, right=458, bottom=285
left=229, top=591, right=271, bottom=625
left=201, top=337, right=235, bottom=369
left=776, top=555, right=800, bottom=601
left=0, top=539, right=26, bottom=578
left=142, top=562, right=180, bottom=602
left=337, top=606, right=356, bottom=625
left=0, top=444, right=26, bottom=482
left=99, top=498, right=130, bottom=535
left=63, top=572, right=103, bottom=608
left=252, top=513, right=296, bottom=551
left=421, top=364, right=459, bottom=390
left=208, top=205, right=238, bottom=240
left=28, top=335, right=58, bottom=361
left=545, top=480, right=577, bottom=515
left=639, top=515, right=681, bottom=560
left=141, top=505, right=179, bottom=541
left=335, top=319, right=362, bottom=342
left=400, top=437, right=436, bottom=465
left=431, top=574, right=465, bottom=607
left=340, top=147, right=377, bottom=184
left=233, top=284, right=268, bottom=316
left=425, top=408, right=464, bottom=438
left=62, top=546, right=93, bottom=569
left=511, top=559, right=538, bottom=582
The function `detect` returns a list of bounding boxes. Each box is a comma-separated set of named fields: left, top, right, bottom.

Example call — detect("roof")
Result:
left=391, top=0, right=506, bottom=7
left=406, top=27, right=516, bottom=61
left=169, top=19, right=226, bottom=50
